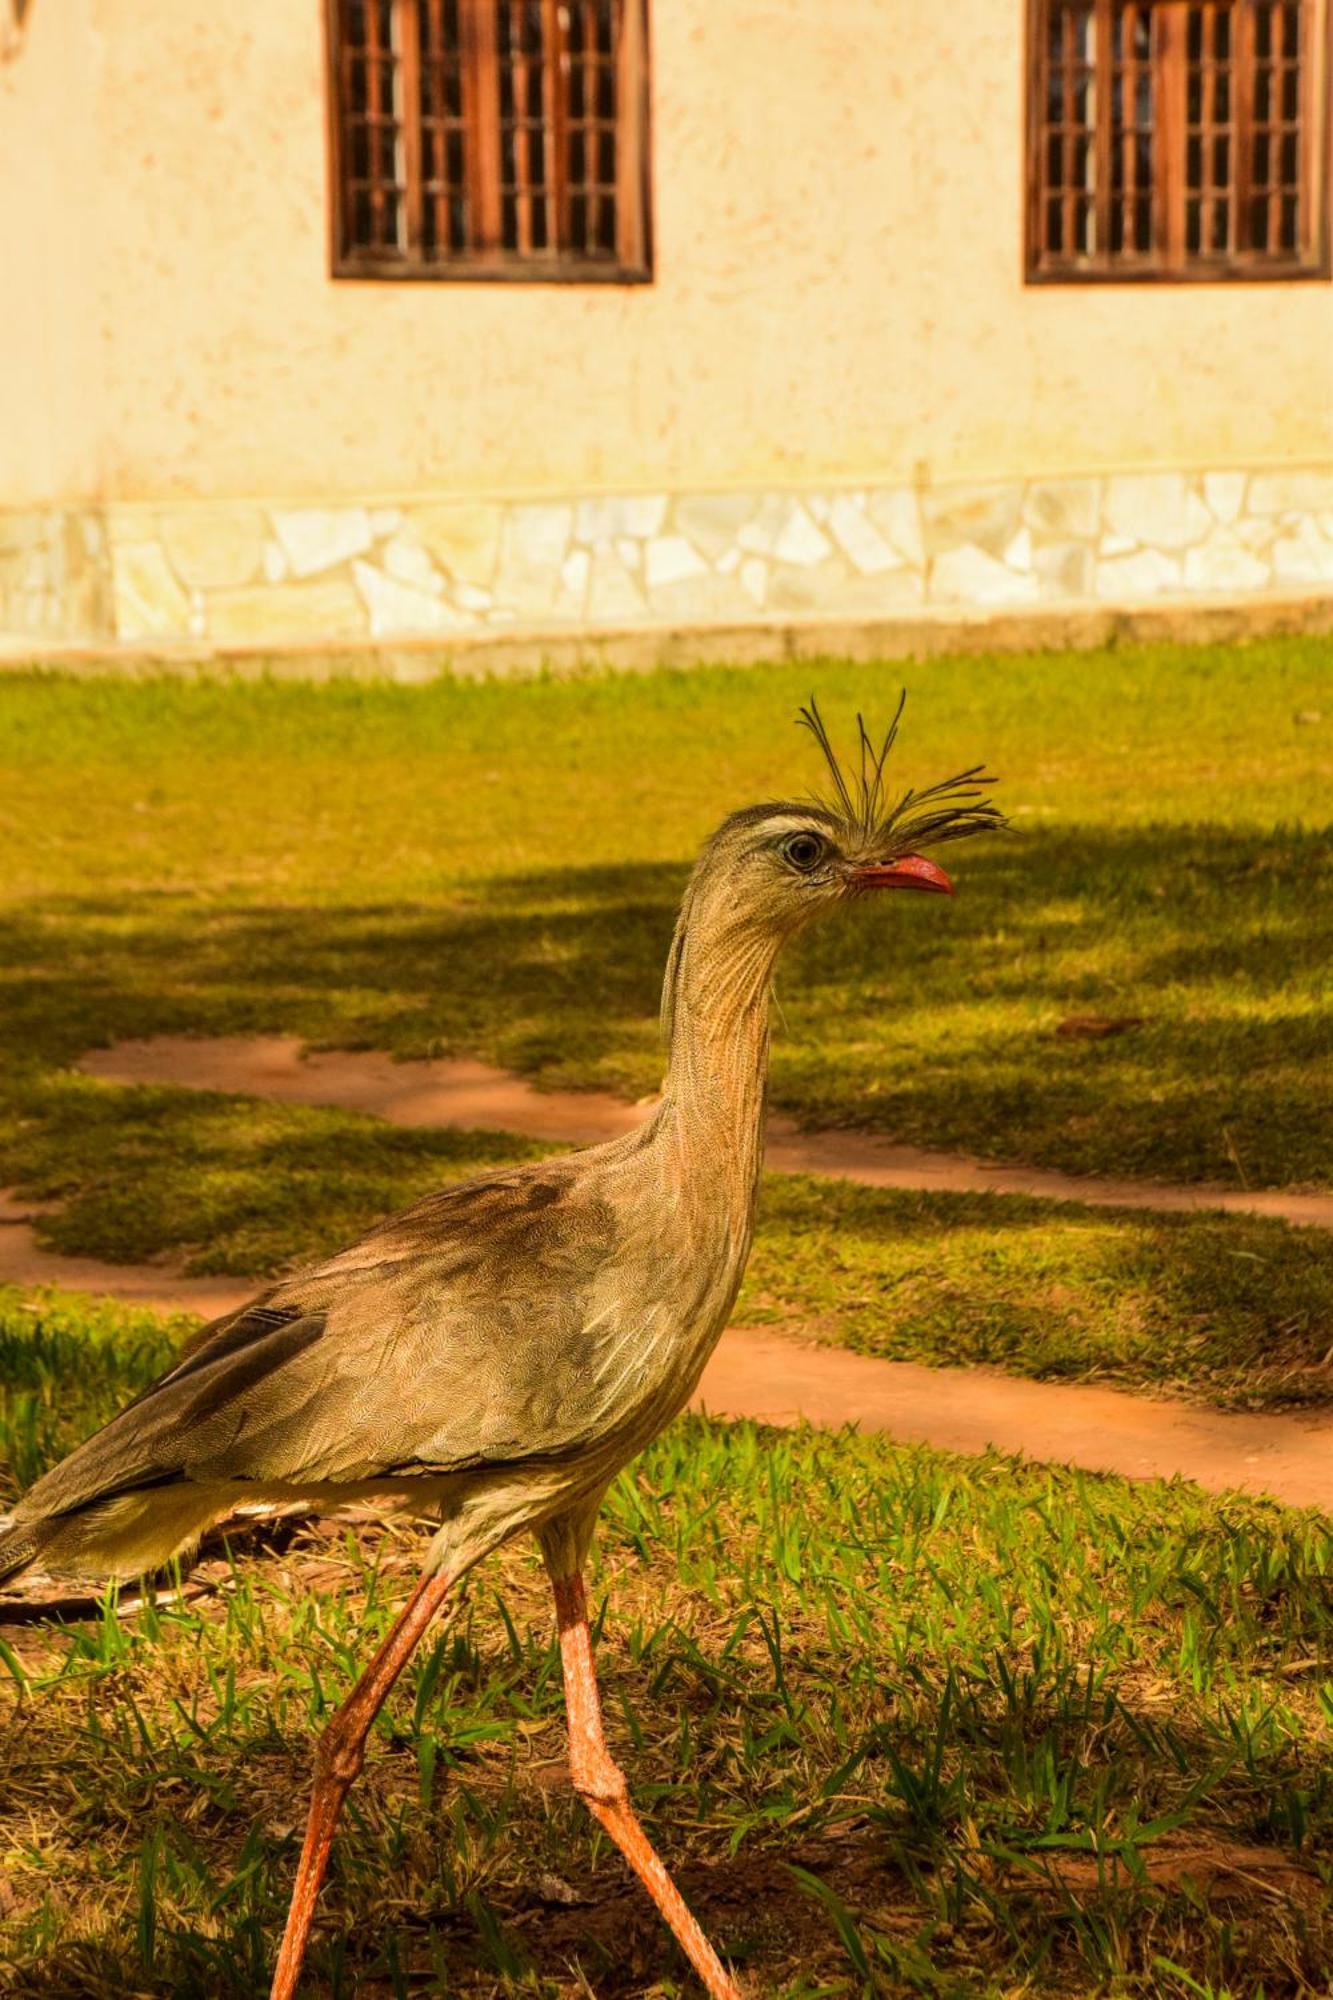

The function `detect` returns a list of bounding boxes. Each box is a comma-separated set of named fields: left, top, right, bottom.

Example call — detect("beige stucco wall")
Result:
left=0, top=0, right=102, bottom=502
left=3, top=0, right=1330, bottom=514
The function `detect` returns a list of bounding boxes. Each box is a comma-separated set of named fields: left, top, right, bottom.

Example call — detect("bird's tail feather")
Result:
left=0, top=1485, right=229, bottom=1589
left=0, top=1520, right=45, bottom=1589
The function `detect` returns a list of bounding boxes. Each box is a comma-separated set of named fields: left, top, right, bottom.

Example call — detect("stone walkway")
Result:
left=80, top=1036, right=1333, bottom=1230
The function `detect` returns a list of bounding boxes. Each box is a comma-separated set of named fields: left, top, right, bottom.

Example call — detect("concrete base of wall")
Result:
left=3, top=588, right=1330, bottom=682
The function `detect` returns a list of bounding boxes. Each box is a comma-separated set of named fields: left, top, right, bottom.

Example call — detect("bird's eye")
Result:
left=782, top=831, right=827, bottom=873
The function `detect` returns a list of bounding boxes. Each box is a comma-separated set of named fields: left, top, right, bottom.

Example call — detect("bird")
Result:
left=0, top=698, right=1003, bottom=2000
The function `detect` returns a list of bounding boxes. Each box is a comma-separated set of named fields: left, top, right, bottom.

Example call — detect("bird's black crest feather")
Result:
left=796, top=694, right=1005, bottom=855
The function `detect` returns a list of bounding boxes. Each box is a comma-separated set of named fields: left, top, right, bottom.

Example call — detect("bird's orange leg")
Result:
left=269, top=1567, right=453, bottom=2000
left=552, top=1571, right=742, bottom=2000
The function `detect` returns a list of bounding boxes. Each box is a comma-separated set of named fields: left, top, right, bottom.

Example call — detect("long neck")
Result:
left=656, top=899, right=782, bottom=1191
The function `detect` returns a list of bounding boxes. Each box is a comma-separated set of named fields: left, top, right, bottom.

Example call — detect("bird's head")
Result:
left=699, top=694, right=1004, bottom=924
left=661, top=696, right=1005, bottom=1041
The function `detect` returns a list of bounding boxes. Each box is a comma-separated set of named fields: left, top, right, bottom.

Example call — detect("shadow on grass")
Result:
left=1, top=819, right=1329, bottom=1187
left=748, top=1175, right=1333, bottom=1408
left=0, top=1074, right=550, bottom=1278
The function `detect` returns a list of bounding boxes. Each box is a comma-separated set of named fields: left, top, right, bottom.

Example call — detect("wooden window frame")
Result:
left=1025, top=0, right=1333, bottom=281
left=324, top=0, right=653, bottom=284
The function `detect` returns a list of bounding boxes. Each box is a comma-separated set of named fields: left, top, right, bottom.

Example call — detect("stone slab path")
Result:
left=4, top=1188, right=1332, bottom=1511
left=79, top=1036, right=1333, bottom=1230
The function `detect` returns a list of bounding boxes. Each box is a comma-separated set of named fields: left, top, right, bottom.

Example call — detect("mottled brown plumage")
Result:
left=2, top=703, right=1002, bottom=1999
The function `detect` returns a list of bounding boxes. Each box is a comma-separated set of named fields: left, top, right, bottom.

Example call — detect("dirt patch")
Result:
left=0, top=1189, right=251, bottom=1318
left=699, top=1326, right=1333, bottom=1510
left=77, top=1035, right=1333, bottom=1230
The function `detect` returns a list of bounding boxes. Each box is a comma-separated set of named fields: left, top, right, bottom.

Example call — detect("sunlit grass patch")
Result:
left=0, top=640, right=1330, bottom=1190
left=1, top=1295, right=1331, bottom=1997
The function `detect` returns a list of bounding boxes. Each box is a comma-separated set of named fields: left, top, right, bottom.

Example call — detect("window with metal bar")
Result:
left=326, top=0, right=651, bottom=279
left=1027, top=0, right=1331, bottom=278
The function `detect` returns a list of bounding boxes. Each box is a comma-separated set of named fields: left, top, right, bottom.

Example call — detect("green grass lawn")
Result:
left=1, top=639, right=1330, bottom=1199
left=3, top=648, right=1332, bottom=1998
left=2, top=1294, right=1332, bottom=2000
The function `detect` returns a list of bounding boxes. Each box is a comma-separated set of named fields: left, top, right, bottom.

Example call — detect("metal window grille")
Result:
left=1027, top=0, right=1331, bottom=277
left=327, top=0, right=651, bottom=279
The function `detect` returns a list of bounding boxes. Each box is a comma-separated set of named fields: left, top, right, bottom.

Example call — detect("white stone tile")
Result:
left=768, top=560, right=853, bottom=611
left=929, top=544, right=1039, bottom=606
left=262, top=539, right=288, bottom=583
left=370, top=507, right=404, bottom=537
left=503, top=504, right=572, bottom=568
left=865, top=487, right=924, bottom=567
left=587, top=547, right=645, bottom=620
left=773, top=505, right=833, bottom=567
left=453, top=582, right=493, bottom=612
left=207, top=577, right=366, bottom=645
left=560, top=547, right=591, bottom=594
left=645, top=535, right=708, bottom=589
left=1202, top=472, right=1247, bottom=524
left=717, top=547, right=741, bottom=575
left=272, top=507, right=373, bottom=577
left=740, top=557, right=767, bottom=607
left=1271, top=519, right=1333, bottom=583
left=827, top=495, right=902, bottom=575
left=574, top=494, right=667, bottom=542
left=411, top=502, right=504, bottom=588
left=1248, top=471, right=1333, bottom=515
left=159, top=508, right=265, bottom=589
left=1034, top=541, right=1094, bottom=599
left=736, top=496, right=791, bottom=556
left=493, top=504, right=572, bottom=612
left=352, top=560, right=470, bottom=636
left=1103, top=474, right=1212, bottom=549
left=673, top=493, right=757, bottom=561
left=381, top=531, right=443, bottom=594
left=1183, top=539, right=1271, bottom=592
left=1099, top=533, right=1138, bottom=556
left=614, top=536, right=642, bottom=570
left=1003, top=527, right=1033, bottom=572
left=648, top=571, right=753, bottom=620
left=1094, top=548, right=1182, bottom=598
left=624, top=494, right=669, bottom=537
left=113, top=541, right=192, bottom=640
left=1022, top=478, right=1100, bottom=539
left=921, top=481, right=1021, bottom=557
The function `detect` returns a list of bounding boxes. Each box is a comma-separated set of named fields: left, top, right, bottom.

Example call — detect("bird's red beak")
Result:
left=849, top=852, right=955, bottom=895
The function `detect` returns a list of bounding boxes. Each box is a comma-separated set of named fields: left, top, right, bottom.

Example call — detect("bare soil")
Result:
left=77, top=1035, right=1333, bottom=1230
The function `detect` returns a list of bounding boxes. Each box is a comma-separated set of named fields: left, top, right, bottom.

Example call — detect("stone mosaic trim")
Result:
left=4, top=466, right=1332, bottom=649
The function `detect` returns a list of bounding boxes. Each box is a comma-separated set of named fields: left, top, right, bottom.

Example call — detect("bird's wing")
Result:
left=16, top=1158, right=634, bottom=1529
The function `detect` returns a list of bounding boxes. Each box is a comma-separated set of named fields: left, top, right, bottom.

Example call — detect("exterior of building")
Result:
left=2, top=0, right=1331, bottom=661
